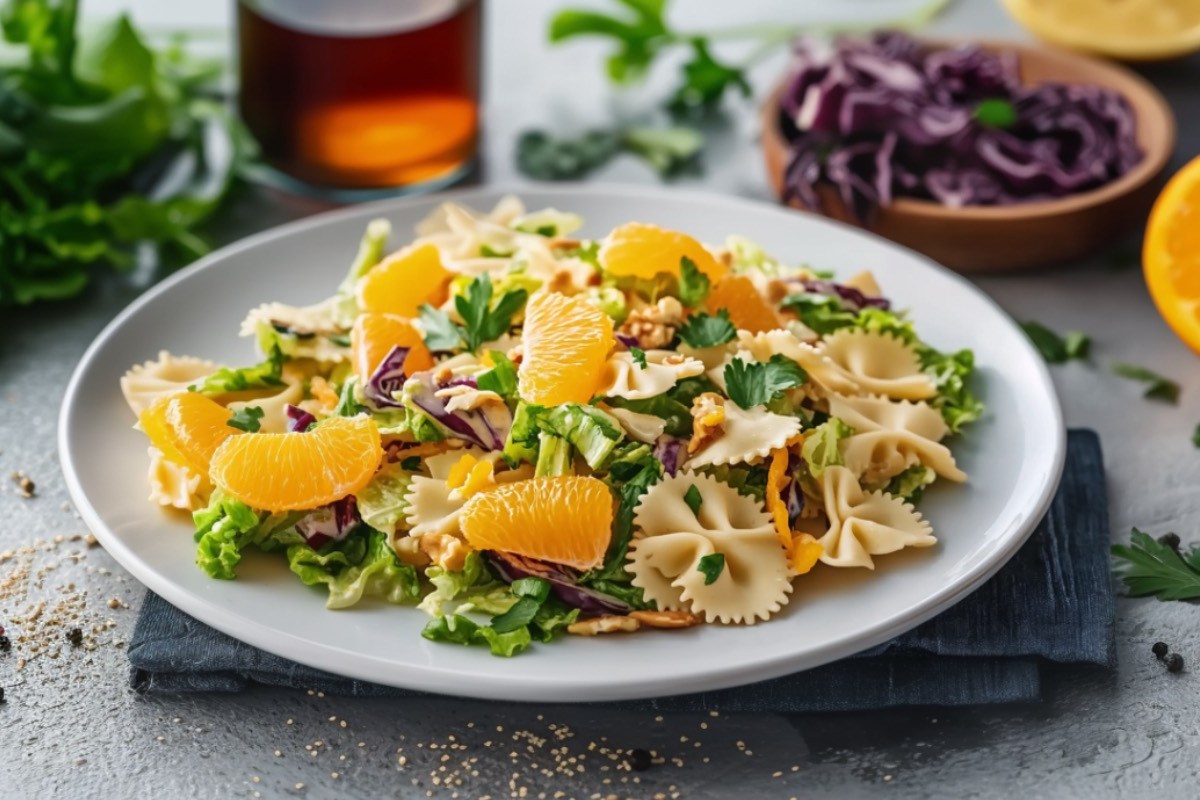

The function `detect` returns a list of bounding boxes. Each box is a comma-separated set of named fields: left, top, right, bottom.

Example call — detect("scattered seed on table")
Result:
left=1167, top=653, right=1185, bottom=673
left=627, top=749, right=653, bottom=771
left=0, top=635, right=10, bottom=652
left=1152, top=641, right=1169, bottom=659
left=66, top=628, right=82, bottom=647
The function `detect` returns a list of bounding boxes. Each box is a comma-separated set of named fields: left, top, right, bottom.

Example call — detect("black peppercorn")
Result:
left=1158, top=532, right=1182, bottom=551
left=1152, top=641, right=1170, bottom=659
left=627, top=748, right=653, bottom=771
left=0, top=635, right=9, bottom=653
left=66, top=628, right=83, bottom=647
left=1166, top=653, right=1185, bottom=673
left=0, top=687, right=5, bottom=704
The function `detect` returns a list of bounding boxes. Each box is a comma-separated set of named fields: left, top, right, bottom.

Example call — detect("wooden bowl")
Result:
left=761, top=40, right=1176, bottom=272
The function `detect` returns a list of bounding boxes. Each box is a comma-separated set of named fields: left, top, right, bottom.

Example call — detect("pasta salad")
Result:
left=120, top=197, right=983, bottom=655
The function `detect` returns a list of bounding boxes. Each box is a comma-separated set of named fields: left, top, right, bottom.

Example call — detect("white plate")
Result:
left=59, top=185, right=1064, bottom=703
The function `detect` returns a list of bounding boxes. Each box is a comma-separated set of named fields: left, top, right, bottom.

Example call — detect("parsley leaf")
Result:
left=1112, top=362, right=1180, bottom=404
left=677, top=309, right=736, bottom=348
left=1193, top=423, right=1200, bottom=449
left=515, top=127, right=702, bottom=181
left=666, top=39, right=751, bottom=117
left=621, top=126, right=703, bottom=176
left=973, top=98, right=1017, bottom=129
left=418, top=303, right=466, bottom=352
left=780, top=293, right=858, bottom=335
left=723, top=354, right=807, bottom=409
left=455, top=274, right=528, bottom=353
left=683, top=484, right=703, bottom=516
left=677, top=256, right=710, bottom=307
left=1020, top=322, right=1090, bottom=364
left=226, top=405, right=264, bottom=432
left=190, top=346, right=284, bottom=394
left=400, top=456, right=422, bottom=471
left=630, top=347, right=648, bottom=369
left=334, top=378, right=365, bottom=417
left=1112, top=528, right=1200, bottom=600
left=696, top=553, right=725, bottom=585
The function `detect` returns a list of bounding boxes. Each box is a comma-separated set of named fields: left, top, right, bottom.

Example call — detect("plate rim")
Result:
left=58, top=182, right=1066, bottom=702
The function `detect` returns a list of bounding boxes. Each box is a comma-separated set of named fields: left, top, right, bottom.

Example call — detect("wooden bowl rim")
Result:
left=761, top=38, right=1176, bottom=221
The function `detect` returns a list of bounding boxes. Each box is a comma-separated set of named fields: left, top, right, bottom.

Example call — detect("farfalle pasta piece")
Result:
left=146, top=447, right=211, bottom=510
left=404, top=449, right=526, bottom=536
left=239, top=299, right=342, bottom=339
left=121, top=351, right=220, bottom=416
left=606, top=406, right=668, bottom=443
left=628, top=472, right=792, bottom=624
left=685, top=402, right=801, bottom=469
left=827, top=394, right=966, bottom=483
left=817, top=466, right=935, bottom=568
left=735, top=329, right=861, bottom=396
left=817, top=329, right=936, bottom=400
left=228, top=375, right=304, bottom=434
left=597, top=350, right=705, bottom=400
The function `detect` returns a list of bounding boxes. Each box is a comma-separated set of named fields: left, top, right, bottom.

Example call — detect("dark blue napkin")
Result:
left=128, top=429, right=1114, bottom=712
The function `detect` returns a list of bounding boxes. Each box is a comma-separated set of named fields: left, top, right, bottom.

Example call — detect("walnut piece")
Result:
left=687, top=392, right=727, bottom=455
left=418, top=532, right=470, bottom=572
left=629, top=610, right=704, bottom=629
left=567, top=616, right=642, bottom=636
left=619, top=297, right=684, bottom=350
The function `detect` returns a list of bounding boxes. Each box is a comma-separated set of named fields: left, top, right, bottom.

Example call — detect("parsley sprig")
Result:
left=1020, top=322, right=1090, bottom=363
left=677, top=309, right=736, bottom=349
left=1112, top=362, right=1180, bottom=404
left=723, top=354, right=806, bottom=409
left=226, top=406, right=264, bottom=433
left=418, top=275, right=528, bottom=354
left=1112, top=528, right=1200, bottom=601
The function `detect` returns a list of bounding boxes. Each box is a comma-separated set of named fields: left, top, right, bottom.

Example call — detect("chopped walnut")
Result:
left=619, top=297, right=685, bottom=350
left=629, top=610, right=704, bottom=629
left=567, top=616, right=642, bottom=636
left=433, top=365, right=454, bottom=384
left=661, top=353, right=688, bottom=367
left=434, top=384, right=505, bottom=414
left=549, top=237, right=582, bottom=250
left=766, top=279, right=791, bottom=304
left=506, top=345, right=524, bottom=366
left=418, top=532, right=470, bottom=572
left=545, top=268, right=579, bottom=296
left=716, top=248, right=734, bottom=268
left=392, top=536, right=430, bottom=567
left=687, top=392, right=727, bottom=455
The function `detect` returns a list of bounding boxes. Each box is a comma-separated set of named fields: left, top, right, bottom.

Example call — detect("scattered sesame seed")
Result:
left=294, top=782, right=304, bottom=790
left=274, top=750, right=282, bottom=757
left=330, top=772, right=340, bottom=780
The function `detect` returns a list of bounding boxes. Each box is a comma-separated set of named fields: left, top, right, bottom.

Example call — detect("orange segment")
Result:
left=139, top=392, right=236, bottom=473
left=1145, top=154, right=1200, bottom=354
left=600, top=222, right=727, bottom=282
left=459, top=476, right=614, bottom=570
left=351, top=313, right=435, bottom=385
left=356, top=243, right=453, bottom=317
left=518, top=291, right=615, bottom=406
left=706, top=275, right=782, bottom=333
left=209, top=416, right=383, bottom=511
left=789, top=534, right=823, bottom=575
left=1001, top=0, right=1200, bottom=60
left=765, top=448, right=792, bottom=550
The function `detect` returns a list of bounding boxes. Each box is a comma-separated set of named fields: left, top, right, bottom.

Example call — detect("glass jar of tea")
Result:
left=237, top=0, right=481, bottom=198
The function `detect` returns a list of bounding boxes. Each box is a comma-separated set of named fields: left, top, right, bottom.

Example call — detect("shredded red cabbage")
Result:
left=285, top=404, right=316, bottom=433
left=364, top=345, right=410, bottom=409
left=799, top=278, right=891, bottom=311
left=406, top=369, right=512, bottom=450
left=653, top=435, right=683, bottom=477
left=778, top=32, right=1142, bottom=219
left=487, top=552, right=632, bottom=615
left=296, top=496, right=361, bottom=550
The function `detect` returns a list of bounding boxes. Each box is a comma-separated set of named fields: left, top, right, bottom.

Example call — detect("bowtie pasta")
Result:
left=119, top=197, right=983, bottom=656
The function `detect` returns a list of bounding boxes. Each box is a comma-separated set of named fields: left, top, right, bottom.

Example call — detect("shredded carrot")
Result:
left=765, top=448, right=792, bottom=550
left=789, top=533, right=823, bottom=575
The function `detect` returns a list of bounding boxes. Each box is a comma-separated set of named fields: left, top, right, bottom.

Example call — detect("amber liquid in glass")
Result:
left=237, top=0, right=480, bottom=190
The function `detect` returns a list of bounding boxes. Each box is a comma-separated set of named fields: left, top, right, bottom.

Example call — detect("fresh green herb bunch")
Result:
left=0, top=0, right=251, bottom=305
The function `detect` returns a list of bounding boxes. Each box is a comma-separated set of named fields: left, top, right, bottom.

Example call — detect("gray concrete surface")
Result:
left=4, top=1, right=1200, bottom=797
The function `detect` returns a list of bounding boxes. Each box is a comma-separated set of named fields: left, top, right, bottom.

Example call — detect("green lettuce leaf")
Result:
left=189, top=345, right=284, bottom=394
left=885, top=465, right=935, bottom=503
left=536, top=403, right=624, bottom=468
left=535, top=432, right=574, bottom=477
left=477, top=350, right=519, bottom=398
left=604, top=394, right=692, bottom=436
left=421, top=615, right=533, bottom=657
left=356, top=464, right=414, bottom=534
left=418, top=552, right=516, bottom=618
left=287, top=528, right=420, bottom=609
left=801, top=418, right=854, bottom=479
left=192, top=491, right=299, bottom=579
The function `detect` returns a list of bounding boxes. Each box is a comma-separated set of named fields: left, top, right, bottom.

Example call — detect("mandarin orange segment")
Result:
left=351, top=312, right=435, bottom=385
left=518, top=291, right=615, bottom=406
left=459, top=476, right=614, bottom=570
left=706, top=274, right=782, bottom=333
left=356, top=243, right=453, bottom=317
left=599, top=222, right=727, bottom=282
left=139, top=392, right=236, bottom=472
left=1145, top=154, right=1200, bottom=355
left=209, top=416, right=383, bottom=511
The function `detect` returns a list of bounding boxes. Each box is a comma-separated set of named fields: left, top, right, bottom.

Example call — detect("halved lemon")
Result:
left=1144, top=155, right=1200, bottom=354
left=1001, top=0, right=1200, bottom=60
